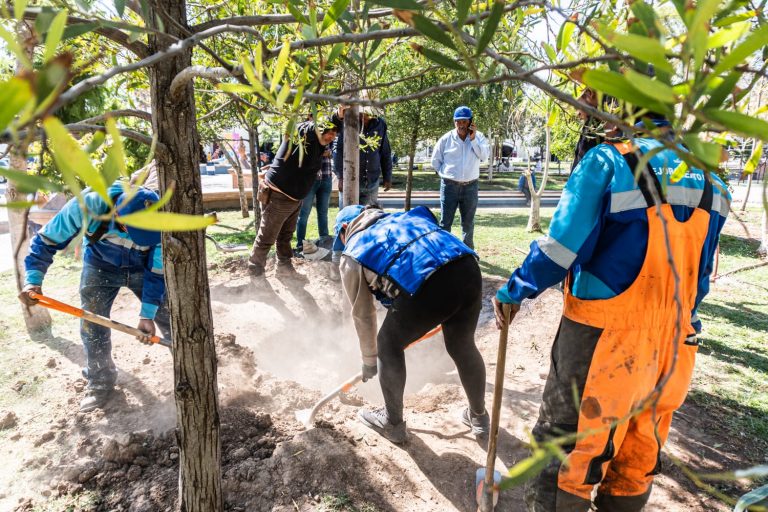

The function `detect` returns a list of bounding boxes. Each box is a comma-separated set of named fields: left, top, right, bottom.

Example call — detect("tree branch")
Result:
left=77, top=109, right=152, bottom=124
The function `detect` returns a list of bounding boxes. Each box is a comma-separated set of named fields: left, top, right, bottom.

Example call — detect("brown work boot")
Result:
left=275, top=262, right=299, bottom=279
left=248, top=263, right=265, bottom=278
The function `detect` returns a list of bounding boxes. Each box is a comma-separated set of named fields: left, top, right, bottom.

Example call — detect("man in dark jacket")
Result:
left=249, top=118, right=340, bottom=278
left=335, top=205, right=489, bottom=444
left=333, top=106, right=393, bottom=206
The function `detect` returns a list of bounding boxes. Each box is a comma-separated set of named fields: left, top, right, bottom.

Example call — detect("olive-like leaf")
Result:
left=0, top=168, right=62, bottom=194
left=703, top=109, right=768, bottom=141
left=476, top=0, right=505, bottom=56
left=0, top=78, right=33, bottom=132
left=498, top=449, right=553, bottom=489
left=713, top=24, right=768, bottom=75
left=743, top=141, right=763, bottom=176
left=603, top=31, right=674, bottom=75
left=117, top=210, right=216, bottom=232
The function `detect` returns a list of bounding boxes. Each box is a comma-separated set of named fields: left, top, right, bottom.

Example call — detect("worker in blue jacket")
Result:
left=494, top=114, right=730, bottom=510
left=19, top=180, right=170, bottom=412
left=335, top=204, right=488, bottom=444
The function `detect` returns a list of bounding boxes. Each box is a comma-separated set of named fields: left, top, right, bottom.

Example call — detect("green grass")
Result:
left=320, top=493, right=379, bottom=512
left=388, top=168, right=569, bottom=192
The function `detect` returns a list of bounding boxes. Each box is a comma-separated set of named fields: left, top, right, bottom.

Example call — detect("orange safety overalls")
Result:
left=532, top=144, right=714, bottom=511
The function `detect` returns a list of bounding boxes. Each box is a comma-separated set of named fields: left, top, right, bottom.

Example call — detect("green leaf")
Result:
left=624, top=69, right=677, bottom=103
left=218, top=83, right=255, bottom=94
left=321, top=0, right=350, bottom=33
left=43, top=10, right=68, bottom=63
left=498, top=449, right=553, bottom=489
left=670, top=160, right=688, bottom=183
left=581, top=69, right=671, bottom=114
left=368, top=0, right=423, bottom=9
left=285, top=2, right=308, bottom=25
left=476, top=0, right=505, bottom=55
left=703, top=109, right=768, bottom=141
left=707, top=21, right=750, bottom=49
left=43, top=117, right=109, bottom=203
left=114, top=0, right=125, bottom=17
left=743, top=141, right=763, bottom=175
left=271, top=38, right=291, bottom=93
left=556, top=16, right=576, bottom=52
left=410, top=44, right=466, bottom=71
left=630, top=1, right=659, bottom=37
left=542, top=42, right=557, bottom=62
left=117, top=210, right=216, bottom=232
left=275, top=84, right=291, bottom=108
left=0, top=26, right=32, bottom=69
left=14, top=0, right=29, bottom=20
left=603, top=32, right=674, bottom=75
left=255, top=41, right=264, bottom=80
left=688, top=0, right=723, bottom=68
left=412, top=13, right=456, bottom=50
left=61, top=22, right=98, bottom=41
left=713, top=24, right=768, bottom=75
left=456, top=0, right=471, bottom=24
left=714, top=10, right=756, bottom=27
left=0, top=168, right=62, bottom=194
left=703, top=71, right=740, bottom=110
left=102, top=118, right=127, bottom=187
left=86, top=131, right=106, bottom=153
left=0, top=78, right=33, bottom=132
left=682, top=134, right=723, bottom=169
left=327, top=42, right=344, bottom=66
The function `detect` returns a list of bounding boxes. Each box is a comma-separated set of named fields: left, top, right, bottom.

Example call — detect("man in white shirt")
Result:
left=431, top=106, right=490, bottom=249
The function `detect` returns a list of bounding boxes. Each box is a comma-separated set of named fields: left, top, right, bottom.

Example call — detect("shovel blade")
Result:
left=295, top=408, right=314, bottom=429
left=475, top=468, right=501, bottom=511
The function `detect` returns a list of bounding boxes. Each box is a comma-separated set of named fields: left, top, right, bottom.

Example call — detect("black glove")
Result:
left=361, top=364, right=378, bottom=382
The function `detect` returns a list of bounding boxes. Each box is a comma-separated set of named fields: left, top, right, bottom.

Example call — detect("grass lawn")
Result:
left=207, top=206, right=767, bottom=456
left=388, top=167, right=569, bottom=192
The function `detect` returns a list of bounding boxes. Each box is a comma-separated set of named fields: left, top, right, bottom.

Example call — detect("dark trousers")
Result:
left=80, top=263, right=171, bottom=390
left=377, top=255, right=486, bottom=424
left=250, top=189, right=301, bottom=269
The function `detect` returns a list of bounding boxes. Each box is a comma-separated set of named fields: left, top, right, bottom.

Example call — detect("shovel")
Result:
left=476, top=303, right=512, bottom=512
left=29, top=291, right=172, bottom=349
left=295, top=325, right=443, bottom=429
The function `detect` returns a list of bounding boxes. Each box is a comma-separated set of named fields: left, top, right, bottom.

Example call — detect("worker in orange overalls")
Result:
left=494, top=112, right=730, bottom=511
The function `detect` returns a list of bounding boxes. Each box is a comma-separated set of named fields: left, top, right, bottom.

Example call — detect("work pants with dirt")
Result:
left=525, top=189, right=712, bottom=511
left=80, top=263, right=172, bottom=391
left=377, top=255, right=486, bottom=424
left=249, top=188, right=301, bottom=270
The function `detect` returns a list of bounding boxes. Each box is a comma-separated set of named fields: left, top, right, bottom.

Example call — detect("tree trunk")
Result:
left=219, top=141, right=249, bottom=218
left=527, top=125, right=551, bottom=233
left=248, top=125, right=261, bottom=226
left=148, top=0, right=222, bottom=510
left=487, top=136, right=495, bottom=181
left=7, top=149, right=52, bottom=336
left=7, top=25, right=51, bottom=337
left=343, top=105, right=360, bottom=206
left=742, top=172, right=753, bottom=212
left=405, top=115, right=421, bottom=212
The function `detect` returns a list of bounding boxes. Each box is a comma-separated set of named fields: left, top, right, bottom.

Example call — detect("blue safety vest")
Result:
left=343, top=206, right=477, bottom=297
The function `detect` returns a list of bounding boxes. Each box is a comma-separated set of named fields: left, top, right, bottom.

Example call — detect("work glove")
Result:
left=361, top=363, right=378, bottom=382
left=136, top=318, right=156, bottom=345
left=18, top=284, right=42, bottom=307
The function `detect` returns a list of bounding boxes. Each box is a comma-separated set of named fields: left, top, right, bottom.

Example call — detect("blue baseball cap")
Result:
left=332, top=205, right=365, bottom=252
left=115, top=188, right=162, bottom=246
left=453, top=106, right=473, bottom=121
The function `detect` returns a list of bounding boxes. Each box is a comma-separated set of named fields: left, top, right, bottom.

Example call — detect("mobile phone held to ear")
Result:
left=469, top=117, right=475, bottom=134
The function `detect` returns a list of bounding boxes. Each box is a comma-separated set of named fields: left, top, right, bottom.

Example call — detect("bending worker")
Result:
left=494, top=111, right=729, bottom=511
left=19, top=180, right=170, bottom=413
left=335, top=204, right=488, bottom=444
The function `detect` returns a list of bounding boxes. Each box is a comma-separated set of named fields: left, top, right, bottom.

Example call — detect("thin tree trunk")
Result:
left=487, top=136, right=495, bottom=181
left=249, top=125, right=261, bottom=226
left=7, top=24, right=51, bottom=336
left=219, top=141, right=249, bottom=218
left=148, top=0, right=222, bottom=510
left=742, top=172, right=753, bottom=212
left=8, top=149, right=52, bottom=336
left=343, top=104, right=360, bottom=206
left=405, top=101, right=422, bottom=212
left=759, top=206, right=767, bottom=258
left=527, top=125, right=551, bottom=233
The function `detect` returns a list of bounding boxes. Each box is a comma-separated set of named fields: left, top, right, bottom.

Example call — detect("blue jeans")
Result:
left=440, top=179, right=479, bottom=249
left=338, top=181, right=379, bottom=209
left=80, top=263, right=171, bottom=390
left=296, top=176, right=332, bottom=248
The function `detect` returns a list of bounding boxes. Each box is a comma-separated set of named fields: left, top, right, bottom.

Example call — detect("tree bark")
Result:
left=343, top=104, right=360, bottom=206
left=7, top=24, right=52, bottom=337
left=219, top=141, right=249, bottom=218
left=148, top=0, right=222, bottom=510
left=742, top=172, right=753, bottom=212
left=248, top=125, right=262, bottom=226
left=487, top=136, right=496, bottom=181
left=7, top=149, right=52, bottom=336
left=760, top=203, right=768, bottom=258
left=404, top=102, right=422, bottom=212
left=527, top=125, right=551, bottom=233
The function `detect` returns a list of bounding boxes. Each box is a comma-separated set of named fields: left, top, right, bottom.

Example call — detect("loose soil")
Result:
left=0, top=257, right=760, bottom=511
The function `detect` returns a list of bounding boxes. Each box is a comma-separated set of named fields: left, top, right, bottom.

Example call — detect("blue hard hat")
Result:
left=332, top=205, right=365, bottom=252
left=453, top=106, right=473, bottom=120
left=115, top=188, right=162, bottom=246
